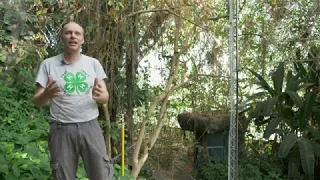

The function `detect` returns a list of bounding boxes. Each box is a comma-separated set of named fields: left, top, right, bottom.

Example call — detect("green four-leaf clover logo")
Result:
left=63, top=72, right=89, bottom=95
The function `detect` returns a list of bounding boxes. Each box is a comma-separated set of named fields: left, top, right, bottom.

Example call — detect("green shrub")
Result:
left=0, top=66, right=51, bottom=179
left=195, top=151, right=304, bottom=180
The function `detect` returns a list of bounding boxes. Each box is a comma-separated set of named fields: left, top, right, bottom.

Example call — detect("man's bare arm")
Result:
left=33, top=86, right=50, bottom=107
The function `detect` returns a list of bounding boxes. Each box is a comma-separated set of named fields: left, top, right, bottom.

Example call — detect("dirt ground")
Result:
left=151, top=147, right=195, bottom=180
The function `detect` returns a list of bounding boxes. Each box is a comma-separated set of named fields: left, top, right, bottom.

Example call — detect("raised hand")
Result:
left=44, top=75, right=61, bottom=99
left=92, top=78, right=103, bottom=100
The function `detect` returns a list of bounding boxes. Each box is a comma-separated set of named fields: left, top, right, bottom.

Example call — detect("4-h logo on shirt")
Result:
left=63, top=71, right=89, bottom=95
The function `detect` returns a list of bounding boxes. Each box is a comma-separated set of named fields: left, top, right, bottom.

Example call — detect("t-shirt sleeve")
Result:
left=35, top=61, right=48, bottom=88
left=94, top=59, right=107, bottom=82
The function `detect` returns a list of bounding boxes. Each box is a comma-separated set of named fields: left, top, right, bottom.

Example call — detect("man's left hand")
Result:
left=92, top=78, right=109, bottom=104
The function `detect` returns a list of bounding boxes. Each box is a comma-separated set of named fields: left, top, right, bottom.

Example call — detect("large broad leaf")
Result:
left=278, top=133, right=297, bottom=158
left=262, top=96, right=278, bottom=116
left=286, top=91, right=303, bottom=108
left=263, top=117, right=281, bottom=139
left=294, top=62, right=307, bottom=78
left=246, top=68, right=275, bottom=96
left=12, top=162, right=21, bottom=178
left=308, top=62, right=317, bottom=84
left=0, top=154, right=6, bottom=164
left=252, top=101, right=265, bottom=118
left=285, top=70, right=293, bottom=92
left=299, top=92, right=315, bottom=128
left=311, top=141, right=320, bottom=157
left=313, top=107, right=320, bottom=127
left=297, top=137, right=314, bottom=180
left=244, top=92, right=267, bottom=105
left=273, top=62, right=284, bottom=96
left=0, top=164, right=9, bottom=175
left=23, top=142, right=40, bottom=157
left=286, top=71, right=303, bottom=92
left=288, top=148, right=301, bottom=179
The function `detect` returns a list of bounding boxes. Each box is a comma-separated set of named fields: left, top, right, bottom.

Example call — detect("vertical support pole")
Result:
left=228, top=0, right=238, bottom=179
left=122, top=121, right=125, bottom=176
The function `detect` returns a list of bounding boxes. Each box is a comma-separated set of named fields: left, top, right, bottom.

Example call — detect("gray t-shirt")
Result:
left=35, top=54, right=107, bottom=123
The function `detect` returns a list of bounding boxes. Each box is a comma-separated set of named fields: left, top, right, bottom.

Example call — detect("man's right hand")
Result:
left=43, top=75, right=62, bottom=99
left=33, top=75, right=62, bottom=108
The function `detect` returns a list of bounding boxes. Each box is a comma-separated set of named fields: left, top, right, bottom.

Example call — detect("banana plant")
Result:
left=246, top=62, right=320, bottom=180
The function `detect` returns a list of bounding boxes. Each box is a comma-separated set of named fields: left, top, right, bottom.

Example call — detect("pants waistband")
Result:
left=50, top=118, right=97, bottom=126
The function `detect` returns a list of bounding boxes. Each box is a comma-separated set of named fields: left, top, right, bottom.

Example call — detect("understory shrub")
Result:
left=195, top=151, right=305, bottom=180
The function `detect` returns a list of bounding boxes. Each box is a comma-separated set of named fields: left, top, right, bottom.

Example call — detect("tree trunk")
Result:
left=125, top=0, right=139, bottom=160
left=130, top=9, right=191, bottom=178
left=103, top=103, right=111, bottom=158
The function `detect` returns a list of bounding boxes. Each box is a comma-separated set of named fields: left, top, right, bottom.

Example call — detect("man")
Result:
left=33, top=22, right=113, bottom=180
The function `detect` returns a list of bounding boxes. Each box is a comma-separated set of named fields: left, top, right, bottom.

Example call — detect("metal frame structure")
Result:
left=228, top=0, right=239, bottom=179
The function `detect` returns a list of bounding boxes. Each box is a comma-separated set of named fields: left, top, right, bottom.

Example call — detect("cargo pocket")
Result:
left=50, top=162, right=62, bottom=180
left=103, top=156, right=114, bottom=179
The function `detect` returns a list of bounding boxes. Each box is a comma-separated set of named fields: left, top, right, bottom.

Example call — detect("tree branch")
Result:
left=208, top=15, right=228, bottom=21
left=127, top=8, right=208, bottom=31
left=149, top=75, right=190, bottom=149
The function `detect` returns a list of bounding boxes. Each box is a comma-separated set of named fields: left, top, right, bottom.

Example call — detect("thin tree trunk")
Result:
left=130, top=9, right=192, bottom=178
left=103, top=103, right=111, bottom=158
left=125, top=0, right=139, bottom=167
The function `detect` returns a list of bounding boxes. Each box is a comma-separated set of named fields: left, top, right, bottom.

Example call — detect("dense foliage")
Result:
left=0, top=68, right=50, bottom=179
left=1, top=0, right=320, bottom=179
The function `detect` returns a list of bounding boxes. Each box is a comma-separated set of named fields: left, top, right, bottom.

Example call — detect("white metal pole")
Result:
left=228, top=0, right=238, bottom=179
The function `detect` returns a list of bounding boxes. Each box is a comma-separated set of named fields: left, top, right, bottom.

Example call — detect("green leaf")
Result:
left=294, top=62, right=307, bottom=78
left=0, top=164, right=9, bottom=175
left=0, top=154, right=6, bottom=164
left=262, top=96, right=278, bottom=116
left=36, top=10, right=42, bottom=16
left=278, top=133, right=297, bottom=158
left=286, top=91, right=303, bottom=108
left=299, top=92, right=315, bottom=128
left=311, top=141, right=320, bottom=157
left=114, top=164, right=121, bottom=170
left=117, top=2, right=125, bottom=8
left=244, top=92, right=267, bottom=105
left=297, top=137, right=314, bottom=180
left=252, top=101, right=265, bottom=118
left=288, top=148, right=301, bottom=179
left=246, top=68, right=275, bottom=96
left=314, top=108, right=320, bottom=126
left=263, top=117, right=281, bottom=139
left=285, top=70, right=293, bottom=91
left=12, top=163, right=21, bottom=177
left=273, top=62, right=284, bottom=95
left=4, top=172, right=17, bottom=180
left=23, top=142, right=40, bottom=157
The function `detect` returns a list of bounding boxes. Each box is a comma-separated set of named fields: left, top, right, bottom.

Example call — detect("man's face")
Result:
left=61, top=23, right=84, bottom=53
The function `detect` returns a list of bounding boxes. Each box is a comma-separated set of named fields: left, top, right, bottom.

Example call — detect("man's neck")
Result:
left=63, top=51, right=81, bottom=63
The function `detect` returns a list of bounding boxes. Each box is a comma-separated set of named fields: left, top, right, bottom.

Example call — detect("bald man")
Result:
left=33, top=22, right=114, bottom=180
